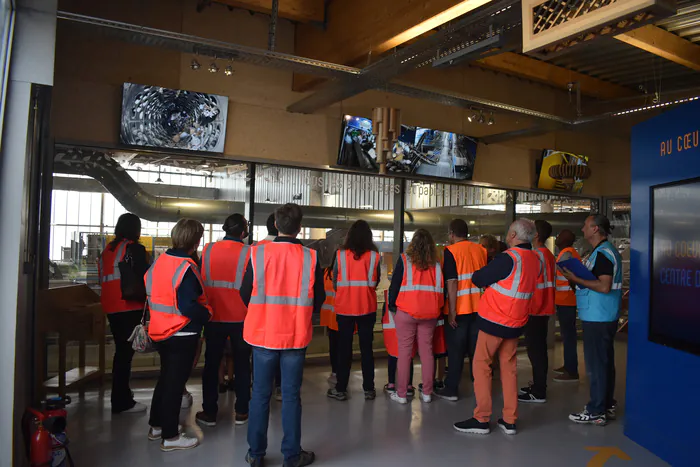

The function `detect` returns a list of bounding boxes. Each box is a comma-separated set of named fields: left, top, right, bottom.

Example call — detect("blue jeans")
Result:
left=582, top=321, right=618, bottom=415
left=247, top=346, right=306, bottom=463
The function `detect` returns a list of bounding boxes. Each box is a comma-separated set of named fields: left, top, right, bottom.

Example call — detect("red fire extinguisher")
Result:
left=27, top=408, right=52, bottom=466
left=24, top=396, right=74, bottom=467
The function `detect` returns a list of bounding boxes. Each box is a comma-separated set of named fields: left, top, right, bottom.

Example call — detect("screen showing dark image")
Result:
left=650, top=179, right=700, bottom=355
left=336, top=115, right=477, bottom=181
left=120, top=83, right=229, bottom=153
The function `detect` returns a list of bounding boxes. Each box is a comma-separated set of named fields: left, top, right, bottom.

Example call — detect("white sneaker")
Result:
left=148, top=424, right=183, bottom=441
left=421, top=393, right=432, bottom=403
left=160, top=433, right=199, bottom=452
left=390, top=392, right=408, bottom=404
left=123, top=402, right=147, bottom=413
left=181, top=392, right=193, bottom=409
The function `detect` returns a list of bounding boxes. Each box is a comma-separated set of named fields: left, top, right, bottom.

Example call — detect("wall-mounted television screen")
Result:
left=650, top=178, right=700, bottom=356
left=536, top=150, right=589, bottom=193
left=120, top=83, right=229, bottom=153
left=337, top=115, right=477, bottom=181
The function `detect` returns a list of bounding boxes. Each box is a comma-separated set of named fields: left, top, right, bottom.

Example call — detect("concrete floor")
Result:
left=64, top=341, right=668, bottom=467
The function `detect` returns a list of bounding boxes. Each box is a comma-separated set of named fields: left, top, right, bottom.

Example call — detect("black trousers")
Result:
left=149, top=335, right=199, bottom=439
left=202, top=322, right=251, bottom=416
left=525, top=315, right=550, bottom=398
left=582, top=321, right=618, bottom=415
left=387, top=355, right=413, bottom=385
left=444, top=313, right=480, bottom=396
left=336, top=312, right=376, bottom=392
left=107, top=310, right=142, bottom=413
left=328, top=329, right=339, bottom=375
left=556, top=305, right=579, bottom=377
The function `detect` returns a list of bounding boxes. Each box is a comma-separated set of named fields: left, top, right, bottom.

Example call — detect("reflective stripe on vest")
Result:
left=100, top=241, right=129, bottom=283
left=455, top=273, right=481, bottom=296
left=534, top=249, right=555, bottom=289
left=337, top=251, right=379, bottom=287
left=490, top=249, right=533, bottom=299
left=401, top=256, right=443, bottom=294
left=584, top=245, right=623, bottom=290
left=249, top=245, right=314, bottom=307
left=202, top=242, right=250, bottom=290
left=382, top=310, right=396, bottom=330
left=145, top=259, right=191, bottom=315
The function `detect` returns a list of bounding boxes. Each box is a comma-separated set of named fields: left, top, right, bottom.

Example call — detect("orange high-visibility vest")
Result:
left=146, top=253, right=212, bottom=341
left=201, top=240, right=250, bottom=323
left=479, top=248, right=540, bottom=329
left=320, top=275, right=338, bottom=331
left=382, top=290, right=416, bottom=358
left=445, top=241, right=488, bottom=315
left=433, top=317, right=447, bottom=355
left=256, top=239, right=273, bottom=245
left=334, top=250, right=379, bottom=316
left=532, top=246, right=556, bottom=316
left=555, top=247, right=580, bottom=306
left=396, top=254, right=444, bottom=319
left=98, top=240, right=145, bottom=314
left=244, top=242, right=317, bottom=350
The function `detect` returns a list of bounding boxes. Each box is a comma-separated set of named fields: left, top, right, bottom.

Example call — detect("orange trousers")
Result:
left=473, top=330, right=519, bottom=424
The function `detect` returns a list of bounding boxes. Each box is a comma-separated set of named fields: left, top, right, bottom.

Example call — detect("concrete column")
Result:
left=0, top=2, right=56, bottom=466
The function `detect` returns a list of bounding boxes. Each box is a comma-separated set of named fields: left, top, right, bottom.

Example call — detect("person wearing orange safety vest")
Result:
left=147, top=219, right=212, bottom=452
left=552, top=229, right=581, bottom=382
left=382, top=289, right=416, bottom=395
left=519, top=220, right=557, bottom=404
left=320, top=261, right=339, bottom=384
left=196, top=214, right=252, bottom=428
left=388, top=229, right=444, bottom=405
left=327, top=220, right=381, bottom=402
left=239, top=203, right=324, bottom=467
left=435, top=219, right=488, bottom=402
left=453, top=219, right=540, bottom=436
left=98, top=213, right=150, bottom=415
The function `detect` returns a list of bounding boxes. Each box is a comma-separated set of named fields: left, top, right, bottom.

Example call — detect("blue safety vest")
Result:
left=576, top=240, right=623, bottom=322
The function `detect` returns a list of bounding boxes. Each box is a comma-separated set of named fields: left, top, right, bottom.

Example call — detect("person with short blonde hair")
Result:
left=171, top=218, right=205, bottom=251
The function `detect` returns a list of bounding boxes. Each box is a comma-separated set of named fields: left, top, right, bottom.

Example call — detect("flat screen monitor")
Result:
left=120, top=83, right=229, bottom=153
left=650, top=178, right=700, bottom=356
left=536, top=150, right=588, bottom=193
left=336, top=115, right=477, bottom=181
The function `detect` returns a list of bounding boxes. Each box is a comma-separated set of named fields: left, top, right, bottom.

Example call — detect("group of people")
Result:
left=98, top=203, right=623, bottom=467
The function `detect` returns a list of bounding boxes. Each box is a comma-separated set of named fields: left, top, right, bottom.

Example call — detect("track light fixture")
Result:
left=478, top=111, right=485, bottom=124
left=487, top=112, right=495, bottom=125
left=224, top=65, right=234, bottom=76
left=208, top=61, right=219, bottom=73
left=190, top=58, right=201, bottom=70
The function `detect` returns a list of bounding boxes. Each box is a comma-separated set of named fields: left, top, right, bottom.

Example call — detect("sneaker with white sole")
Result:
left=569, top=409, right=607, bottom=426
left=420, top=393, right=432, bottom=403
left=160, top=433, right=199, bottom=452
left=497, top=418, right=517, bottom=435
left=453, top=418, right=490, bottom=434
left=148, top=424, right=183, bottom=441
left=181, top=392, right=193, bottom=409
left=553, top=373, right=580, bottom=383
left=518, top=390, right=546, bottom=404
left=606, top=405, right=617, bottom=420
left=433, top=387, right=458, bottom=402
left=121, top=401, right=147, bottom=414
left=390, top=392, right=408, bottom=404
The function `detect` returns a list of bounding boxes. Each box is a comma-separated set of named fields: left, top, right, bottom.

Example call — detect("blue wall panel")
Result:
left=627, top=100, right=700, bottom=467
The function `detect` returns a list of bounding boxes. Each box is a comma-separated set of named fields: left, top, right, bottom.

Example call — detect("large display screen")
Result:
left=336, top=115, right=477, bottom=181
left=120, top=83, right=229, bottom=153
left=536, top=150, right=589, bottom=193
left=650, top=178, right=700, bottom=356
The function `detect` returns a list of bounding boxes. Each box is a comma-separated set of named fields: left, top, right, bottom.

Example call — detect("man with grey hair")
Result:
left=452, top=219, right=541, bottom=436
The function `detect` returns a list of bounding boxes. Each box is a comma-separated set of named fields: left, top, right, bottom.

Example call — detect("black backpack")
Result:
left=118, top=243, right=147, bottom=302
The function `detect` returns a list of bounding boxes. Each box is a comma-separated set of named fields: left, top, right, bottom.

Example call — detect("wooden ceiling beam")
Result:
left=475, top=52, right=637, bottom=99
left=293, top=0, right=492, bottom=92
left=615, top=24, right=700, bottom=72
left=215, top=0, right=325, bottom=23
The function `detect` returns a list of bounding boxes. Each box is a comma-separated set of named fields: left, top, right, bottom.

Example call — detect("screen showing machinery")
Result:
left=337, top=115, right=477, bottom=181
left=650, top=178, right=700, bottom=356
left=120, top=83, right=229, bottom=153
left=536, top=150, right=589, bottom=193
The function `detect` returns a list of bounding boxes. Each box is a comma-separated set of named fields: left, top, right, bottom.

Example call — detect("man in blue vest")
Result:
left=561, top=214, right=622, bottom=426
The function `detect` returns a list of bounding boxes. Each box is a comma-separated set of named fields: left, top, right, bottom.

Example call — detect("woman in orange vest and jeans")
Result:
left=388, top=229, right=445, bottom=404
left=98, top=213, right=150, bottom=414
left=328, top=220, right=381, bottom=401
left=146, top=218, right=212, bottom=452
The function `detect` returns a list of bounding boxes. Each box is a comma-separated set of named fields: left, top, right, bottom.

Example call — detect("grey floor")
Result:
left=65, top=341, right=668, bottom=467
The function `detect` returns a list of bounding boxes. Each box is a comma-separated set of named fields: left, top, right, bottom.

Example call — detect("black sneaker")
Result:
left=245, top=452, right=265, bottom=467
left=497, top=418, right=517, bottom=435
left=326, top=388, right=348, bottom=401
left=453, top=418, right=490, bottom=434
left=218, top=383, right=228, bottom=393
left=518, top=392, right=546, bottom=403
left=383, top=384, right=396, bottom=394
left=406, top=386, right=415, bottom=397
left=569, top=409, right=607, bottom=426
left=364, top=389, right=376, bottom=400
left=195, top=411, right=217, bottom=427
left=235, top=412, right=249, bottom=425
left=434, top=387, right=458, bottom=402
left=283, top=449, right=315, bottom=467
left=518, top=383, right=534, bottom=396
left=606, top=405, right=617, bottom=420
left=434, top=380, right=445, bottom=391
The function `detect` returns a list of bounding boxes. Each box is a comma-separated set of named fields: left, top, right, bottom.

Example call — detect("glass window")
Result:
left=0, top=0, right=13, bottom=148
